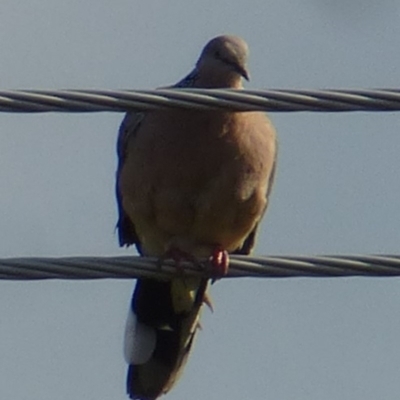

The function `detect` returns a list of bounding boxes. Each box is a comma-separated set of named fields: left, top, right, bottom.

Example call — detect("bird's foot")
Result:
left=158, top=247, right=203, bottom=272
left=209, top=245, right=229, bottom=281
left=158, top=245, right=229, bottom=282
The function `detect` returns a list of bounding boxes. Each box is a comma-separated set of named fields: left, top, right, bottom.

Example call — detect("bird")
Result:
left=116, top=34, right=277, bottom=400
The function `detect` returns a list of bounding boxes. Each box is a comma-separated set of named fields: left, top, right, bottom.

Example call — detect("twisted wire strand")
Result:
left=1, top=255, right=400, bottom=280
left=1, top=88, right=400, bottom=112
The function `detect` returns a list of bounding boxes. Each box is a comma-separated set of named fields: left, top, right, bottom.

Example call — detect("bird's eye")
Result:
left=215, top=51, right=221, bottom=58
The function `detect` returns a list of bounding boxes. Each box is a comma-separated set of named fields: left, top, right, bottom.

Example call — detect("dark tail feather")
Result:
left=126, top=278, right=208, bottom=400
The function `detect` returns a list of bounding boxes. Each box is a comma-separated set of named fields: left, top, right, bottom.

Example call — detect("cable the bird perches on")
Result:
left=1, top=254, right=400, bottom=280
left=1, top=88, right=400, bottom=112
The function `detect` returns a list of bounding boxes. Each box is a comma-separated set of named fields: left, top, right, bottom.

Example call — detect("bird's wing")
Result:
left=234, top=138, right=278, bottom=255
left=116, top=111, right=145, bottom=252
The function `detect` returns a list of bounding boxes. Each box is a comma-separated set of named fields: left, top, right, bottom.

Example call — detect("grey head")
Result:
left=184, top=35, right=250, bottom=88
left=198, top=35, right=249, bottom=79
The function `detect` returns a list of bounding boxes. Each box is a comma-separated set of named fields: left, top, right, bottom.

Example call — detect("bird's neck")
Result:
left=194, top=69, right=243, bottom=89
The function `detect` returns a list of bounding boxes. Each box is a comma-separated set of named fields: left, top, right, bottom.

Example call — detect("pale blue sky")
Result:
left=1, top=1, right=400, bottom=399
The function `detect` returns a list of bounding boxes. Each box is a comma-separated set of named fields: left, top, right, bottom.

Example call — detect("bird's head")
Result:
left=195, top=35, right=250, bottom=88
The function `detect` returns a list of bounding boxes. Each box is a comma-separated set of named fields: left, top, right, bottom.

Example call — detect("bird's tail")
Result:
left=124, top=277, right=209, bottom=400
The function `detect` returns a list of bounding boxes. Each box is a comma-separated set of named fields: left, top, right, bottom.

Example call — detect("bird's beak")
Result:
left=237, top=65, right=250, bottom=81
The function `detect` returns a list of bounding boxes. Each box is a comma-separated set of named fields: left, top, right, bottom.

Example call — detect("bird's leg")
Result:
left=209, top=245, right=229, bottom=279
left=158, top=244, right=229, bottom=283
left=157, top=247, right=203, bottom=272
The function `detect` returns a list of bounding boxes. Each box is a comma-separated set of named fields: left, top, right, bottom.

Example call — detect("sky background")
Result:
left=1, top=1, right=400, bottom=399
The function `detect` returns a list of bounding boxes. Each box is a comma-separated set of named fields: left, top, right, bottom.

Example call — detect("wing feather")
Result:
left=116, top=112, right=145, bottom=251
